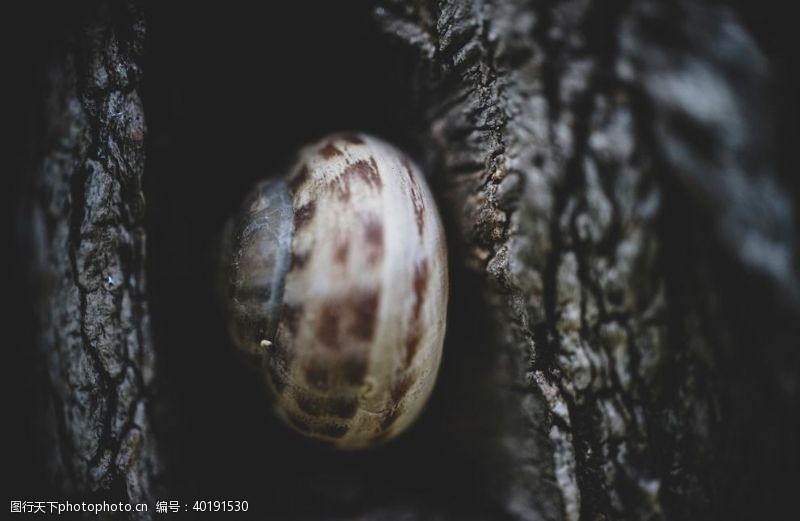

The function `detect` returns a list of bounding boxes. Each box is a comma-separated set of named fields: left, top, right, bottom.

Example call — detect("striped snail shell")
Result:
left=220, top=133, right=448, bottom=449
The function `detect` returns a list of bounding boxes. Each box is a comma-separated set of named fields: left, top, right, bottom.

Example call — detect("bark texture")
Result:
left=28, top=1, right=158, bottom=516
left=377, top=0, right=799, bottom=520
left=16, top=1, right=799, bottom=520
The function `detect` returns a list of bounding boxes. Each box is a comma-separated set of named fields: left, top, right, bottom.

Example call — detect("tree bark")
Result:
left=27, top=1, right=159, bottom=517
left=376, top=0, right=799, bottom=520
left=17, top=0, right=799, bottom=520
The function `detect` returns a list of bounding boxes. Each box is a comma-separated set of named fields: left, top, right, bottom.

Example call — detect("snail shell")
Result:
left=221, top=133, right=448, bottom=449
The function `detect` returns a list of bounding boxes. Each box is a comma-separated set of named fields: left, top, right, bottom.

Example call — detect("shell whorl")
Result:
left=225, top=178, right=293, bottom=357
left=225, top=133, right=448, bottom=449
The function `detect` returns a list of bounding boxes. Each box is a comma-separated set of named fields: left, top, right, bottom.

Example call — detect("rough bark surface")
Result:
left=28, top=1, right=159, bottom=516
left=16, top=0, right=800, bottom=519
left=377, top=1, right=799, bottom=520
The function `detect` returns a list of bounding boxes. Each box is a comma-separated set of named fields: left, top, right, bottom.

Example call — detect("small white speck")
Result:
left=360, top=376, right=377, bottom=399
left=260, top=339, right=272, bottom=349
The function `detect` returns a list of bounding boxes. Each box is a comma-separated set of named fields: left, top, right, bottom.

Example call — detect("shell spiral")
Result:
left=222, top=133, right=448, bottom=449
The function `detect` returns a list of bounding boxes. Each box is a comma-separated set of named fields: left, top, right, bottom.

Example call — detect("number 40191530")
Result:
left=193, top=500, right=249, bottom=512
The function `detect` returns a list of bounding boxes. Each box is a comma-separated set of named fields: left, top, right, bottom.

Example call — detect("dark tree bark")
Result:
left=376, top=1, right=799, bottom=520
left=26, top=1, right=159, bottom=517
left=16, top=0, right=799, bottom=520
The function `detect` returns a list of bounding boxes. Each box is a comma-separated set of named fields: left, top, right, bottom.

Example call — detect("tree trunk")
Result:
left=14, top=1, right=798, bottom=520
left=25, top=1, right=159, bottom=517
left=376, top=0, right=799, bottom=520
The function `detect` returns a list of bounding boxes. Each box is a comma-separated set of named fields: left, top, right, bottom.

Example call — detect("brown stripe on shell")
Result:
left=316, top=304, right=341, bottom=350
left=364, top=217, right=384, bottom=265
left=403, top=260, right=430, bottom=368
left=333, top=176, right=352, bottom=202
left=303, top=357, right=333, bottom=391
left=302, top=290, right=377, bottom=388
left=319, top=142, right=343, bottom=159
left=342, top=350, right=368, bottom=385
left=293, top=392, right=359, bottom=419
left=369, top=157, right=380, bottom=182
left=344, top=159, right=382, bottom=190
left=349, top=289, right=380, bottom=341
left=403, top=159, right=426, bottom=236
left=404, top=327, right=423, bottom=369
left=291, top=251, right=310, bottom=270
left=294, top=200, right=316, bottom=229
left=334, top=238, right=349, bottom=265
left=412, top=260, right=429, bottom=319
left=364, top=218, right=383, bottom=247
